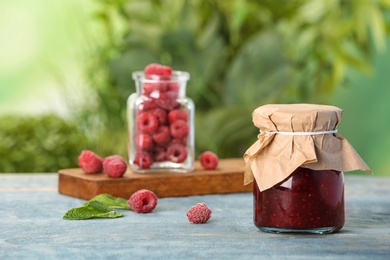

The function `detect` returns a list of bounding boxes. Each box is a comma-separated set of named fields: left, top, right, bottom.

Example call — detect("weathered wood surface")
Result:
left=58, top=158, right=251, bottom=200
left=1, top=174, right=389, bottom=259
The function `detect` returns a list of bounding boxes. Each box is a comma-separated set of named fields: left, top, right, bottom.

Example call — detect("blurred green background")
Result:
left=1, top=0, right=389, bottom=175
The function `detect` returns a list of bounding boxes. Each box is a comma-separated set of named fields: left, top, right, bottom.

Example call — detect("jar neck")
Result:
left=132, top=71, right=189, bottom=98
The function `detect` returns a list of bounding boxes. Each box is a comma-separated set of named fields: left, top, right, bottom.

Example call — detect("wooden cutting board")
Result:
left=58, top=158, right=251, bottom=200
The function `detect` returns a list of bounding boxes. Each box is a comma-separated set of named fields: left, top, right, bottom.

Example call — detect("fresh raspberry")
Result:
left=166, top=143, right=187, bottom=163
left=170, top=138, right=187, bottom=146
left=135, top=134, right=154, bottom=150
left=136, top=111, right=159, bottom=134
left=153, top=146, right=167, bottom=162
left=168, top=82, right=179, bottom=92
left=138, top=100, right=157, bottom=111
left=168, top=109, right=188, bottom=123
left=153, top=126, right=171, bottom=146
left=154, top=90, right=179, bottom=110
left=142, top=83, right=156, bottom=96
left=170, top=119, right=189, bottom=138
left=143, top=82, right=169, bottom=97
left=133, top=151, right=154, bottom=169
left=144, top=63, right=172, bottom=76
left=77, top=150, right=103, bottom=174
left=103, top=155, right=127, bottom=178
left=151, top=108, right=167, bottom=125
left=186, top=203, right=212, bottom=224
left=128, top=189, right=158, bottom=213
left=199, top=151, right=219, bottom=170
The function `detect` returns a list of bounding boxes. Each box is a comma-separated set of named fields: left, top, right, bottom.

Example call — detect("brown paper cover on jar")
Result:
left=243, top=104, right=372, bottom=191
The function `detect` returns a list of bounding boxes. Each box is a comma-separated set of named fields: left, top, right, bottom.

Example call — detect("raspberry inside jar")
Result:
left=129, top=68, right=194, bottom=173
left=253, top=167, right=345, bottom=234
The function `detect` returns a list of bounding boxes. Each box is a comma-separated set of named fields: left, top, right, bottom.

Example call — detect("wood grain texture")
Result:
left=58, top=158, right=251, bottom=200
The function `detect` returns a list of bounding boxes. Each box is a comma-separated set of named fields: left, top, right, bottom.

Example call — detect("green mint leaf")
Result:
left=88, top=194, right=130, bottom=209
left=63, top=200, right=124, bottom=220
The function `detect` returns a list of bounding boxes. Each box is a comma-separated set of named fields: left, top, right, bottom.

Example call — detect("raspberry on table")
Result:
left=170, top=119, right=189, bottom=139
left=166, top=143, right=187, bottom=163
left=186, top=203, right=212, bottom=224
left=103, top=155, right=127, bottom=178
left=135, top=134, right=154, bottom=151
left=168, top=109, right=188, bottom=123
left=199, top=151, right=219, bottom=170
left=128, top=189, right=158, bottom=213
left=77, top=150, right=103, bottom=174
left=133, top=151, right=154, bottom=169
left=144, top=63, right=172, bottom=76
left=136, top=111, right=159, bottom=134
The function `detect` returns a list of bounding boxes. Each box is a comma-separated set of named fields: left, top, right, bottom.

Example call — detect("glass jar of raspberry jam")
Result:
left=244, top=104, right=372, bottom=234
left=254, top=168, right=345, bottom=234
left=127, top=66, right=194, bottom=173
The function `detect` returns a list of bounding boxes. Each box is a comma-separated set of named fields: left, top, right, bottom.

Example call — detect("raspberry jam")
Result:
left=128, top=68, right=194, bottom=173
left=253, top=167, right=345, bottom=234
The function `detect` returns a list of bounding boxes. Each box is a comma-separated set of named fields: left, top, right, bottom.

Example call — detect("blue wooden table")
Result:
left=1, top=174, right=389, bottom=259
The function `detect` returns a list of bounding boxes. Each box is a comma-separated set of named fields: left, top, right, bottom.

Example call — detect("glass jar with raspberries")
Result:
left=127, top=64, right=194, bottom=173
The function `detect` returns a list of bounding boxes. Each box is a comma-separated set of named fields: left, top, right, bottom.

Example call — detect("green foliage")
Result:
left=88, top=194, right=130, bottom=209
left=195, top=106, right=259, bottom=157
left=3, top=1, right=389, bottom=172
left=0, top=115, right=88, bottom=172
left=277, top=0, right=390, bottom=99
left=63, top=200, right=124, bottom=220
left=79, top=0, right=390, bottom=158
left=63, top=194, right=130, bottom=220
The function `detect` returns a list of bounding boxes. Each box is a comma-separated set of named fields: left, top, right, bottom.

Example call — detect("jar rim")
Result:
left=132, top=71, right=190, bottom=83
